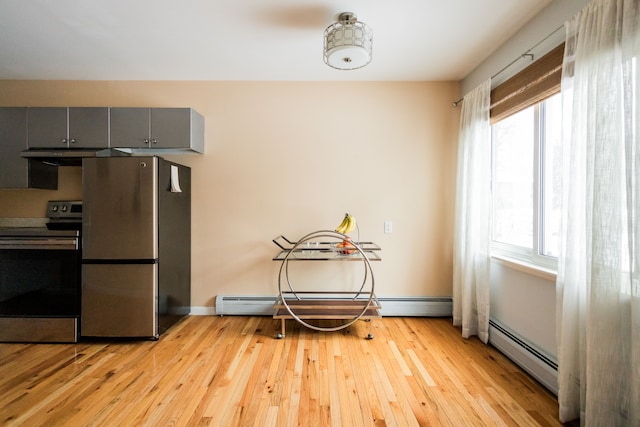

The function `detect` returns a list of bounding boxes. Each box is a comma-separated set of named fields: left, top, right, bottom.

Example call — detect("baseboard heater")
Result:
left=213, top=295, right=452, bottom=317
left=488, top=319, right=558, bottom=395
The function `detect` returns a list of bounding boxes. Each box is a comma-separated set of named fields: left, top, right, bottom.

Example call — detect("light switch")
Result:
left=384, top=221, right=392, bottom=234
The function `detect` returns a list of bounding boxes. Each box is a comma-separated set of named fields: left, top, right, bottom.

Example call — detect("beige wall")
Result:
left=0, top=80, right=460, bottom=308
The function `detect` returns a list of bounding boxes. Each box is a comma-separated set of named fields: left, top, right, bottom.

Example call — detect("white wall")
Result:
left=490, top=260, right=557, bottom=357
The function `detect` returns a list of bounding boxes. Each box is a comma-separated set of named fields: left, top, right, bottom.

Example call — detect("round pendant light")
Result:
left=323, top=12, right=372, bottom=70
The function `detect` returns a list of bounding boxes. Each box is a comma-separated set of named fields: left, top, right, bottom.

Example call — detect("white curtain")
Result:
left=452, top=79, right=491, bottom=343
left=556, top=0, right=640, bottom=424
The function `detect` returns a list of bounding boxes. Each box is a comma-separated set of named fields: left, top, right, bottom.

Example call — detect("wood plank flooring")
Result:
left=0, top=316, right=567, bottom=426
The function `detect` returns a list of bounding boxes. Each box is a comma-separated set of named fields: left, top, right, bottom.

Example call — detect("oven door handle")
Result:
left=0, top=238, right=79, bottom=250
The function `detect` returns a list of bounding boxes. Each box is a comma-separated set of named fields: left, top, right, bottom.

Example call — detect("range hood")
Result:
left=21, top=148, right=130, bottom=166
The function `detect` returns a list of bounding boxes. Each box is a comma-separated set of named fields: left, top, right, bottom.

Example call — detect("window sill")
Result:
left=490, top=254, right=557, bottom=282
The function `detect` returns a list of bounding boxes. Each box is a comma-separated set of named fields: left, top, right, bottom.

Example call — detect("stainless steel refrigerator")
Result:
left=81, top=156, right=191, bottom=339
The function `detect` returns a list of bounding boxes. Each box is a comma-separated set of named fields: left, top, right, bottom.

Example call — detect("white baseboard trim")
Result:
left=190, top=306, right=217, bottom=316
left=489, top=319, right=558, bottom=395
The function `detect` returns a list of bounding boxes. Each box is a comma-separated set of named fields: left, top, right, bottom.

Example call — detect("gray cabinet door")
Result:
left=151, top=108, right=191, bottom=149
left=0, top=107, right=28, bottom=187
left=68, top=107, right=109, bottom=148
left=27, top=107, right=68, bottom=148
left=110, top=108, right=150, bottom=148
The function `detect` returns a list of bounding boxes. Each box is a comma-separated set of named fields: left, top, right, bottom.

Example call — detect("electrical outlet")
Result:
left=384, top=221, right=393, bottom=234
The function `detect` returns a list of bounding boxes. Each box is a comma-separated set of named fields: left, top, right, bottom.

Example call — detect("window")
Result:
left=540, top=93, right=562, bottom=258
left=490, top=93, right=561, bottom=269
left=488, top=43, right=564, bottom=271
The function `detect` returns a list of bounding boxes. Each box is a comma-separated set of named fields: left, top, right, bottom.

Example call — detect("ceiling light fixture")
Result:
left=323, top=12, right=372, bottom=70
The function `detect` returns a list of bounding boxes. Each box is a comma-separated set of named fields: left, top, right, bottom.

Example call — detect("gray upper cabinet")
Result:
left=27, top=107, right=109, bottom=149
left=110, top=108, right=204, bottom=153
left=109, top=108, right=149, bottom=148
left=69, top=108, right=110, bottom=148
left=0, top=107, right=57, bottom=189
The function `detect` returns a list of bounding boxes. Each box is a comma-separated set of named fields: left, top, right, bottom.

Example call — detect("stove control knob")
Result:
left=61, top=205, right=68, bottom=212
left=51, top=205, right=59, bottom=212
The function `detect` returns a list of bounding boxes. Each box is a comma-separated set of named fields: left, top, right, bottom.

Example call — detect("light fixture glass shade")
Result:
left=323, top=12, right=372, bottom=70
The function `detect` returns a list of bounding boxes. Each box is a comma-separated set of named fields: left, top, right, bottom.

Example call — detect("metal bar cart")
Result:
left=272, top=230, right=381, bottom=339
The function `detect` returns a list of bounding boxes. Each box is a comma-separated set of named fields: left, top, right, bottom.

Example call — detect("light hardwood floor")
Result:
left=0, top=316, right=568, bottom=426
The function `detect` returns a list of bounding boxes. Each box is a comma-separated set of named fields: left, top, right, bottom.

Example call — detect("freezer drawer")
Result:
left=81, top=263, right=158, bottom=338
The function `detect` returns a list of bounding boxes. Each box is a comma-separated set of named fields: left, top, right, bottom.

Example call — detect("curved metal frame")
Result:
left=277, top=230, right=375, bottom=332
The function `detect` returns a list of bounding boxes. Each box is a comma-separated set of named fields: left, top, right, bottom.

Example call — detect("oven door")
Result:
left=0, top=235, right=81, bottom=342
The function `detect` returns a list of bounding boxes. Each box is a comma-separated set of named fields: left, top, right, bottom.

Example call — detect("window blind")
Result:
left=490, top=43, right=565, bottom=124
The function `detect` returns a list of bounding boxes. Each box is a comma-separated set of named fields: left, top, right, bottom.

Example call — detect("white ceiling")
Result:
left=0, top=0, right=552, bottom=81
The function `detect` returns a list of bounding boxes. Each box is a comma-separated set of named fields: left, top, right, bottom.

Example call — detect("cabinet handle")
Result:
left=69, top=138, right=76, bottom=144
left=144, top=138, right=150, bottom=144
left=60, top=138, right=67, bottom=144
left=151, top=138, right=158, bottom=144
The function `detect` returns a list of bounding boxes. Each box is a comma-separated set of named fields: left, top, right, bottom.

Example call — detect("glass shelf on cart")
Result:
left=272, top=247, right=381, bottom=261
left=271, top=235, right=381, bottom=261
